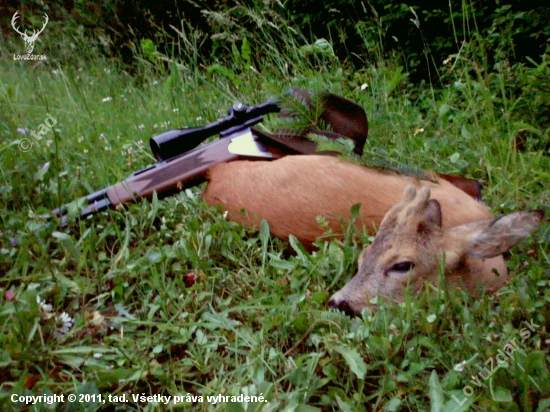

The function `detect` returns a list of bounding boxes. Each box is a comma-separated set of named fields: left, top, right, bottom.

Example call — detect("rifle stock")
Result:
left=106, top=137, right=237, bottom=204
left=51, top=127, right=279, bottom=225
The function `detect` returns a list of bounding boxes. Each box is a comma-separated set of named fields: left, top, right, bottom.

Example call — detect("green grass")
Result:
left=1, top=9, right=549, bottom=412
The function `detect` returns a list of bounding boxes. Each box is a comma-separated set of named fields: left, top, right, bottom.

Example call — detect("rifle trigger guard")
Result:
left=228, top=130, right=273, bottom=159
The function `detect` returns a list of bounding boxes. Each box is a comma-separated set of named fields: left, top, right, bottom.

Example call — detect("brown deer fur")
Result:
left=204, top=155, right=493, bottom=248
left=203, top=155, right=542, bottom=314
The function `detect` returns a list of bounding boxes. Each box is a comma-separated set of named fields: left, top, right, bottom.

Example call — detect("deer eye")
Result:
left=390, top=261, right=415, bottom=273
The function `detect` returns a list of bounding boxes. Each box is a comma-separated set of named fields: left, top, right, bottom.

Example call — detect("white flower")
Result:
left=88, top=311, right=105, bottom=327
left=36, top=295, right=54, bottom=320
left=360, top=83, right=369, bottom=90
left=453, top=360, right=467, bottom=372
left=172, top=108, right=179, bottom=113
left=55, top=312, right=74, bottom=335
left=137, top=124, right=145, bottom=130
left=16, top=128, right=27, bottom=135
left=102, top=97, right=112, bottom=103
left=195, top=116, right=203, bottom=121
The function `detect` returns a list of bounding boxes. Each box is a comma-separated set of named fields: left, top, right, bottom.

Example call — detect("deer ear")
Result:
left=418, top=199, right=442, bottom=234
left=449, top=210, right=544, bottom=259
left=424, top=199, right=442, bottom=227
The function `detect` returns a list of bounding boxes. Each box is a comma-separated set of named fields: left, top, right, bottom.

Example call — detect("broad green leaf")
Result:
left=289, top=235, right=311, bottom=265
left=429, top=370, right=444, bottom=412
left=460, top=125, right=472, bottom=139
left=52, top=231, right=71, bottom=241
left=492, top=387, right=512, bottom=402
left=0, top=349, right=12, bottom=367
left=442, top=392, right=474, bottom=412
left=207, top=64, right=241, bottom=85
left=231, top=43, right=242, bottom=66
left=536, top=399, right=550, bottom=412
left=34, top=162, right=50, bottom=181
left=333, top=345, right=366, bottom=380
left=386, top=397, right=402, bottom=411
left=225, top=402, right=246, bottom=412
left=241, top=37, right=251, bottom=66
left=449, top=152, right=460, bottom=163
left=335, top=395, right=353, bottom=412
left=146, top=249, right=162, bottom=263
left=350, top=203, right=361, bottom=220
left=300, top=38, right=335, bottom=56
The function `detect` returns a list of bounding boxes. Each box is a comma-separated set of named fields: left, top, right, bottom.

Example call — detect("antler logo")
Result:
left=11, top=11, right=49, bottom=54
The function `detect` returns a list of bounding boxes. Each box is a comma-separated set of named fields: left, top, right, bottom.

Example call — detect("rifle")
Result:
left=51, top=89, right=371, bottom=226
left=52, top=98, right=286, bottom=225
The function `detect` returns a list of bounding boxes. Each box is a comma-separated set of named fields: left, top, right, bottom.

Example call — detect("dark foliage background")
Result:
left=1, top=0, right=549, bottom=82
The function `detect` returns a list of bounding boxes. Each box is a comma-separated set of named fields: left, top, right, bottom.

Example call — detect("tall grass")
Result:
left=0, top=3, right=549, bottom=411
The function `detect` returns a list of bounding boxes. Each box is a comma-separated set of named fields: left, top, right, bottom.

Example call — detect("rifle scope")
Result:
left=150, top=98, right=280, bottom=162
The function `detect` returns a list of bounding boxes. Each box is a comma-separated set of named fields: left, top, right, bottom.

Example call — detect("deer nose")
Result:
left=328, top=297, right=355, bottom=317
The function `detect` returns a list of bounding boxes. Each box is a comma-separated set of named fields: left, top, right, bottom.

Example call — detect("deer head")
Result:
left=12, top=11, right=49, bottom=54
left=329, top=185, right=544, bottom=315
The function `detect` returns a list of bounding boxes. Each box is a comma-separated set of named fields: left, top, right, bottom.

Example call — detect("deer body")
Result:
left=204, top=155, right=492, bottom=246
left=203, top=155, right=542, bottom=314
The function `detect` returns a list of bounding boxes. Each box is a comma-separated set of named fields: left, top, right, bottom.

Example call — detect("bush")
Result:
left=2, top=0, right=549, bottom=81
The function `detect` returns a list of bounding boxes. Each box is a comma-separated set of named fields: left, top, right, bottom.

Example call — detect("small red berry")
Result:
left=184, top=272, right=197, bottom=287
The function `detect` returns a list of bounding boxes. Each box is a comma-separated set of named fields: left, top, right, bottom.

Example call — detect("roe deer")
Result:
left=203, top=155, right=542, bottom=314
left=204, top=155, right=494, bottom=250
left=328, top=185, right=543, bottom=314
